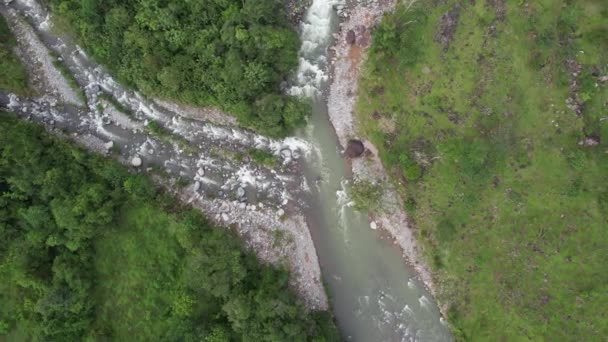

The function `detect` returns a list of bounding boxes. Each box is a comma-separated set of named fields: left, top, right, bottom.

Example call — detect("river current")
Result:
left=291, top=1, right=452, bottom=341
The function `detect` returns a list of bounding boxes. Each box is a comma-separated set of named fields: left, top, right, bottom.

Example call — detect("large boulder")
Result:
left=345, top=139, right=365, bottom=158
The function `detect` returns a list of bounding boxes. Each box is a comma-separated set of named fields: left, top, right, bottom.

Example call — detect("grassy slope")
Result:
left=357, top=0, right=607, bottom=339
left=0, top=15, right=29, bottom=94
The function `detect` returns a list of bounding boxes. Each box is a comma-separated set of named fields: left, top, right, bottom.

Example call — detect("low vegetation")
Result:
left=98, top=92, right=135, bottom=117
left=248, top=148, right=279, bottom=168
left=358, top=0, right=607, bottom=339
left=349, top=179, right=383, bottom=212
left=48, top=0, right=309, bottom=136
left=0, top=113, right=339, bottom=341
left=0, top=15, right=29, bottom=95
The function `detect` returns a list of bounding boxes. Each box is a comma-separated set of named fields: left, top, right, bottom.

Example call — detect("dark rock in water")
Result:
left=346, top=30, right=356, bottom=45
left=345, top=139, right=365, bottom=158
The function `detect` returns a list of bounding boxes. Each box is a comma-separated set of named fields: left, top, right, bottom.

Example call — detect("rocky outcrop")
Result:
left=579, top=135, right=600, bottom=147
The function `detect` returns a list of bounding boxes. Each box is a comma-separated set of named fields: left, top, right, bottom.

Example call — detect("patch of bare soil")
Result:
left=434, top=6, right=460, bottom=51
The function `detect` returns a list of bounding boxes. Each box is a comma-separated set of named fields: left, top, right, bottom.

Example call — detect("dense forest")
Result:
left=48, top=0, right=308, bottom=136
left=0, top=113, right=339, bottom=341
left=0, top=14, right=28, bottom=95
left=358, top=0, right=607, bottom=339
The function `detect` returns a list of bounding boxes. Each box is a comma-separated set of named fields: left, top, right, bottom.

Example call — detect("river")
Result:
left=291, top=1, right=452, bottom=340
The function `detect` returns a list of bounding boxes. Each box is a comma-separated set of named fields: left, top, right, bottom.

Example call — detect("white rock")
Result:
left=104, top=141, right=114, bottom=150
left=370, top=221, right=377, bottom=230
left=237, top=187, right=246, bottom=198
left=197, top=167, right=205, bottom=177
left=193, top=181, right=201, bottom=192
left=131, top=156, right=142, bottom=167
left=277, top=209, right=285, bottom=217
left=221, top=213, right=229, bottom=222
left=280, top=148, right=292, bottom=159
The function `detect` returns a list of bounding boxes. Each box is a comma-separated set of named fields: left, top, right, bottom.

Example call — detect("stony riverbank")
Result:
left=326, top=0, right=444, bottom=313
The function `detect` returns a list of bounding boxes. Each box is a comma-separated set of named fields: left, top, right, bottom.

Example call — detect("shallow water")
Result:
left=292, top=1, right=452, bottom=341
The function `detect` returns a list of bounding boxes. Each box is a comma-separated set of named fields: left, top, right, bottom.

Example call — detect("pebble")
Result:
left=370, top=221, right=377, bottom=230
left=221, top=213, right=229, bottom=222
left=277, top=209, right=285, bottom=217
left=104, top=141, right=114, bottom=150
left=131, top=156, right=142, bottom=167
left=197, top=167, right=205, bottom=177
left=237, top=187, right=246, bottom=198
left=193, top=181, right=201, bottom=192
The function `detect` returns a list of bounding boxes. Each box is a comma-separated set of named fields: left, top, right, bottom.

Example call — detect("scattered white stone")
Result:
left=193, top=181, right=201, bottom=192
left=197, top=167, right=205, bottom=177
left=104, top=141, right=114, bottom=150
left=277, top=209, right=285, bottom=217
left=370, top=221, right=377, bottom=230
left=237, top=187, right=246, bottom=198
left=221, top=213, right=229, bottom=222
left=281, top=148, right=292, bottom=160
left=131, top=156, right=142, bottom=167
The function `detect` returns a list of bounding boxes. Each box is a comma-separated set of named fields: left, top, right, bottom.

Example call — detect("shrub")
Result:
left=350, top=180, right=383, bottom=212
left=399, top=154, right=422, bottom=181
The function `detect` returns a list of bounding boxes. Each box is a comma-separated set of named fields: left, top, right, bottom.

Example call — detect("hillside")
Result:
left=357, top=0, right=607, bottom=339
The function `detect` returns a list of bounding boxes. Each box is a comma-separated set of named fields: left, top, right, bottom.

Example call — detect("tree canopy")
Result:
left=0, top=113, right=338, bottom=341
left=49, top=0, right=309, bottom=136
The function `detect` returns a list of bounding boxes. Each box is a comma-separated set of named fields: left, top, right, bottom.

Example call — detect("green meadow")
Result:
left=357, top=0, right=607, bottom=339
